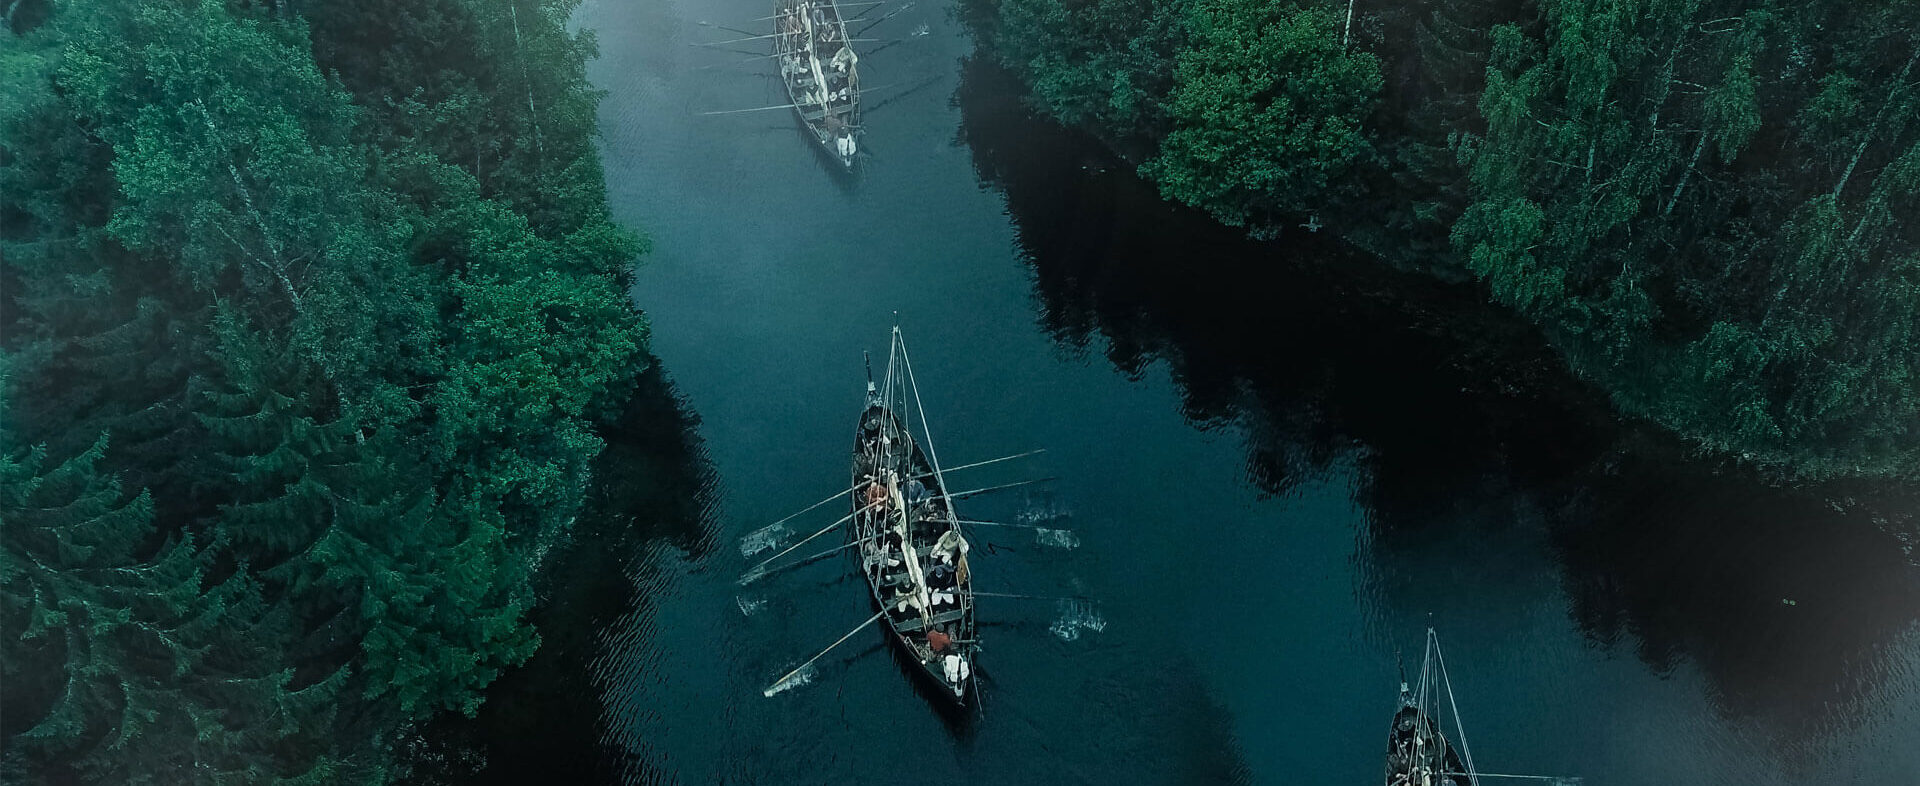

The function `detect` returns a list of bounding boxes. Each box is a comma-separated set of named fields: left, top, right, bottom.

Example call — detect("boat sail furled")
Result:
left=774, top=0, right=860, bottom=168
left=850, top=327, right=977, bottom=704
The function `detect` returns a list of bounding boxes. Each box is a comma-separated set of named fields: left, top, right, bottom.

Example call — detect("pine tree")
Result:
left=1, top=382, right=350, bottom=783
left=1141, top=0, right=1382, bottom=228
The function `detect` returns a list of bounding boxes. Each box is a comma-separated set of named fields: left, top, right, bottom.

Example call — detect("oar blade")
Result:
left=761, top=608, right=888, bottom=697
left=762, top=662, right=817, bottom=697
left=1032, top=527, right=1079, bottom=549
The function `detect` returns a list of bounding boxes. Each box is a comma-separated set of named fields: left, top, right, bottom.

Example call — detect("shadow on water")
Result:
left=1553, top=457, right=1920, bottom=739
left=952, top=51, right=1920, bottom=751
left=398, top=359, right=719, bottom=785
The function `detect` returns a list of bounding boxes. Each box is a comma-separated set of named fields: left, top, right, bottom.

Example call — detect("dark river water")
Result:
left=406, top=0, right=1920, bottom=783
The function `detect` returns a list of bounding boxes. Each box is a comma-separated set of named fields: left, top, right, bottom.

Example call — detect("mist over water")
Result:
left=406, top=1, right=1920, bottom=783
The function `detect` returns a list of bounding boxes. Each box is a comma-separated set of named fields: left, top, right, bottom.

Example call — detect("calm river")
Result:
left=408, top=0, right=1920, bottom=783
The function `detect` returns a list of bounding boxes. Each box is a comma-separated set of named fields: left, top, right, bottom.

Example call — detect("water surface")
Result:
left=409, top=1, right=1920, bottom=783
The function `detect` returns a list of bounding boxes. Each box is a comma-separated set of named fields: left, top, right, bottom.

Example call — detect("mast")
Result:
left=896, top=327, right=950, bottom=511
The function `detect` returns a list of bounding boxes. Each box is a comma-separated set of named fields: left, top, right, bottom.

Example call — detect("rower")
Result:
left=927, top=555, right=957, bottom=607
left=882, top=530, right=904, bottom=568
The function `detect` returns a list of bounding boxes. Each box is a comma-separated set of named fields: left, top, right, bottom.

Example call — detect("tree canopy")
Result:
left=1, top=0, right=647, bottom=779
left=970, top=0, right=1920, bottom=480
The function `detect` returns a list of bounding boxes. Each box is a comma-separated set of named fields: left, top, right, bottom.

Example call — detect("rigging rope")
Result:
left=896, top=330, right=950, bottom=512
left=1434, top=631, right=1482, bottom=786
left=881, top=327, right=899, bottom=475
left=894, top=329, right=910, bottom=463
left=1410, top=631, right=1434, bottom=778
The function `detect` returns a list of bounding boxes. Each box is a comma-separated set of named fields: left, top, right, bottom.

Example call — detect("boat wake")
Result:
left=1015, top=494, right=1072, bottom=525
left=1049, top=599, right=1106, bottom=641
left=762, top=662, right=817, bottom=697
left=1033, top=527, right=1080, bottom=549
left=739, top=522, right=790, bottom=558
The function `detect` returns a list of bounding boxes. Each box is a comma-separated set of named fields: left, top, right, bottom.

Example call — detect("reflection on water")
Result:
left=956, top=52, right=1920, bottom=777
left=1554, top=459, right=1920, bottom=737
left=410, top=8, right=1918, bottom=781
left=401, top=362, right=720, bottom=785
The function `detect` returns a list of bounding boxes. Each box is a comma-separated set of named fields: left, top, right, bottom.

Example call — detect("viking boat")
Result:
left=774, top=0, right=861, bottom=168
left=850, top=326, right=976, bottom=704
left=1386, top=629, right=1475, bottom=786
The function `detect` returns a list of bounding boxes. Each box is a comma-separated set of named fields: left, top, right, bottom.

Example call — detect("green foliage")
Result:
left=973, top=0, right=1920, bottom=480
left=0, top=403, right=349, bottom=784
left=978, top=0, right=1381, bottom=227
left=984, top=0, right=1188, bottom=146
left=1454, top=1, right=1920, bottom=479
left=2, top=0, right=647, bottom=779
left=1142, top=0, right=1380, bottom=227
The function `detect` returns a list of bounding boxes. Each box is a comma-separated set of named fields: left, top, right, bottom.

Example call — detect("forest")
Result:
left=968, top=0, right=1920, bottom=482
left=0, top=0, right=648, bottom=781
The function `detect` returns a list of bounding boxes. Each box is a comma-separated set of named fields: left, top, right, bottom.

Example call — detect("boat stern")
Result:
left=833, top=128, right=858, bottom=169
left=938, top=650, right=973, bottom=701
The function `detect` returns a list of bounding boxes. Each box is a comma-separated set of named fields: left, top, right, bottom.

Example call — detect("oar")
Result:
left=972, top=591, right=1096, bottom=602
left=749, top=1, right=886, bottom=21
left=859, top=74, right=945, bottom=118
left=853, top=1, right=914, bottom=38
left=739, top=485, right=857, bottom=553
left=696, top=20, right=764, bottom=37
left=955, top=519, right=1077, bottom=548
left=694, top=32, right=785, bottom=46
left=841, top=0, right=896, bottom=20
left=696, top=45, right=773, bottom=57
left=741, top=502, right=879, bottom=583
left=936, top=476, right=1056, bottom=501
left=764, top=608, right=889, bottom=696
left=700, top=35, right=882, bottom=46
left=860, top=38, right=907, bottom=57
left=742, top=533, right=882, bottom=584
left=695, top=51, right=787, bottom=66
left=955, top=519, right=1060, bottom=531
left=911, top=448, right=1044, bottom=481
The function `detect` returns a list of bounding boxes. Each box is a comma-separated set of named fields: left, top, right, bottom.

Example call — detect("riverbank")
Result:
left=401, top=1, right=1920, bottom=779
left=964, top=0, right=1920, bottom=483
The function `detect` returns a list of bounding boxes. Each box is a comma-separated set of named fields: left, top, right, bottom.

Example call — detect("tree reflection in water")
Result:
left=954, top=52, right=1920, bottom=747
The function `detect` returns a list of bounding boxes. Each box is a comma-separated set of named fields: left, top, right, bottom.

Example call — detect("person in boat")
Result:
left=941, top=652, right=970, bottom=685
left=882, top=529, right=904, bottom=568
left=864, top=476, right=888, bottom=515
left=932, top=528, right=969, bottom=560
left=927, top=555, right=957, bottom=607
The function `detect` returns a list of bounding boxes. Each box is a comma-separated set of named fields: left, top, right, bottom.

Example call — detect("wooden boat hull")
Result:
left=774, top=0, right=860, bottom=169
left=1383, top=701, right=1469, bottom=786
left=850, top=400, right=977, bottom=706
